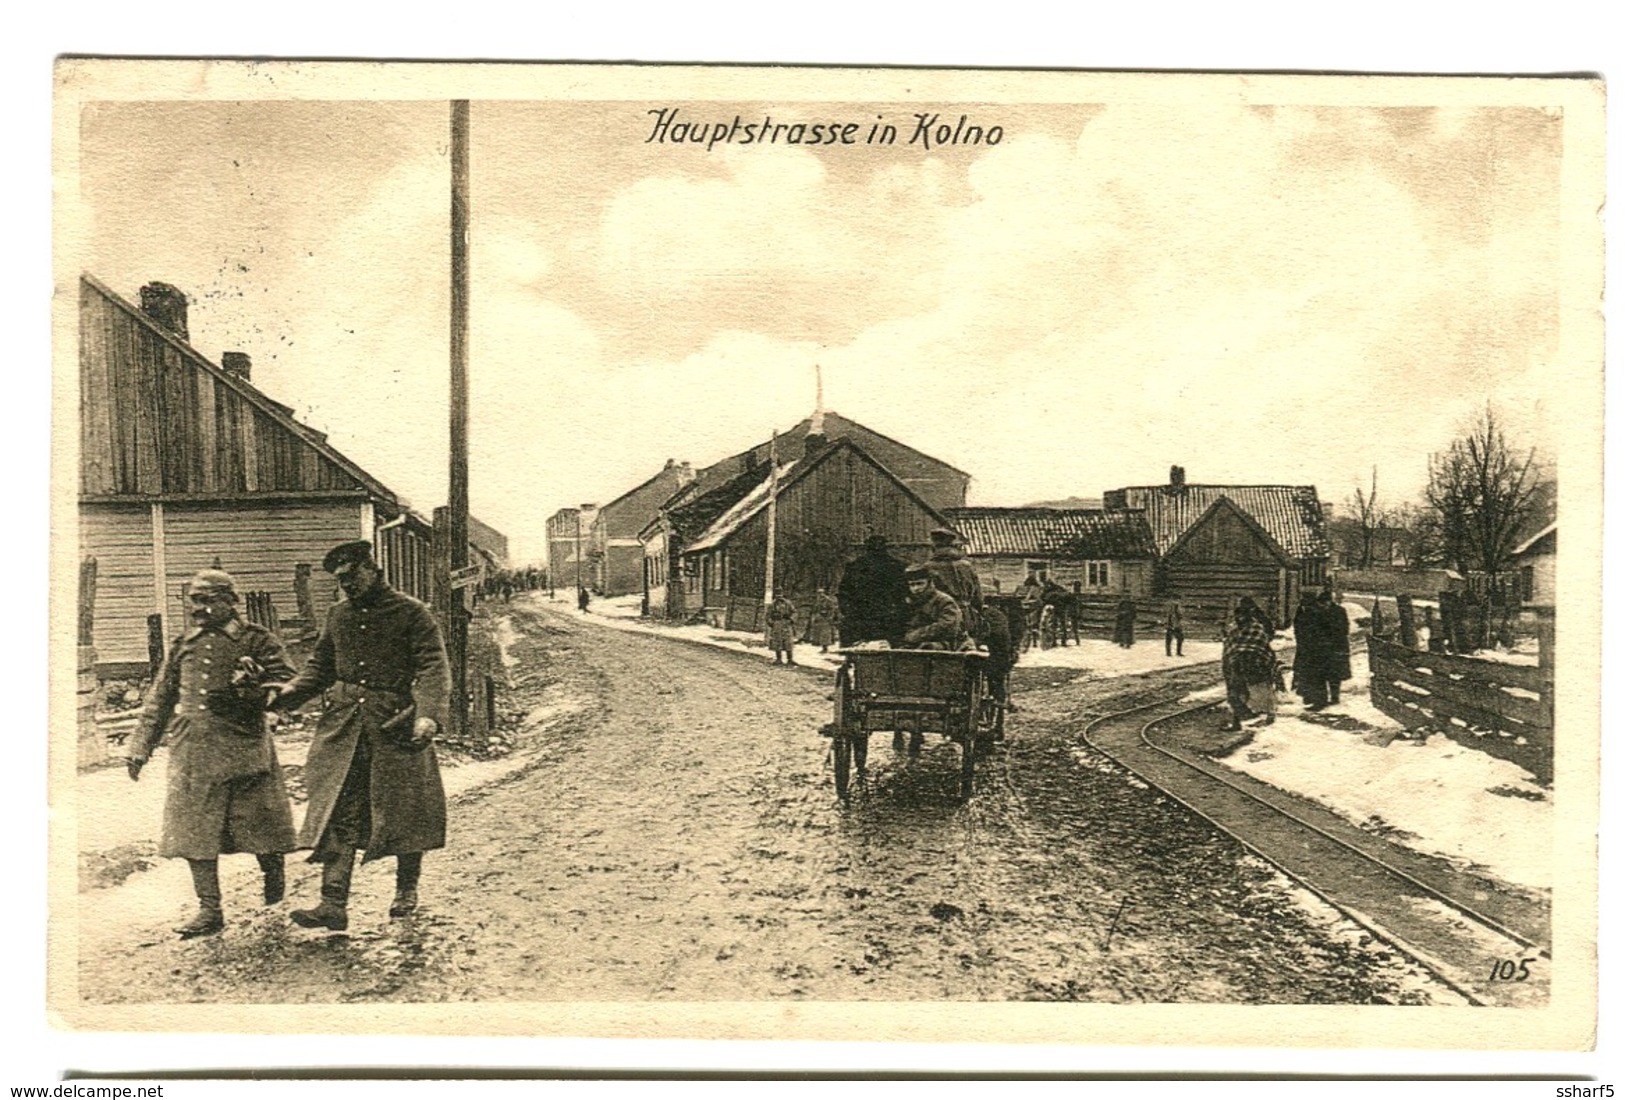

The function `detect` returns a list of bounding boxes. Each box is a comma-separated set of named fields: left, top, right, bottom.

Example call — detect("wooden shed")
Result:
left=78, top=275, right=434, bottom=674
left=1104, top=468, right=1331, bottom=627
left=659, top=436, right=948, bottom=627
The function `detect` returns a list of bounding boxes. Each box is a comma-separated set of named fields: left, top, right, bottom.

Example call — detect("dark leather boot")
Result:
left=292, top=849, right=353, bottom=932
left=258, top=853, right=286, bottom=905
left=178, top=859, right=224, bottom=938
left=174, top=906, right=224, bottom=939
left=390, top=853, right=422, bottom=918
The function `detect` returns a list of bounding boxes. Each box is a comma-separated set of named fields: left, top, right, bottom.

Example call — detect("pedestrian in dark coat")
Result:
left=836, top=534, right=909, bottom=645
left=1163, top=599, right=1185, bottom=657
left=1113, top=596, right=1137, bottom=647
left=1292, top=594, right=1329, bottom=709
left=1319, top=590, right=1352, bottom=705
left=272, top=541, right=450, bottom=931
left=126, top=569, right=297, bottom=938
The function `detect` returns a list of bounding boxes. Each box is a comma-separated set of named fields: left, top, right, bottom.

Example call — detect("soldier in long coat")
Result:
left=272, top=541, right=450, bottom=931
left=126, top=569, right=297, bottom=938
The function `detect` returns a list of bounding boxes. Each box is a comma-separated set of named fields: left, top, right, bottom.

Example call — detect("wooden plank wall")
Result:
left=1367, top=634, right=1554, bottom=783
left=80, top=500, right=363, bottom=665
left=78, top=505, right=157, bottom=666
left=80, top=282, right=360, bottom=498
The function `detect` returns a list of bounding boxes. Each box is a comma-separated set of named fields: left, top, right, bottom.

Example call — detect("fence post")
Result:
left=1396, top=595, right=1417, bottom=648
left=1537, top=616, right=1555, bottom=727
left=146, top=613, right=166, bottom=679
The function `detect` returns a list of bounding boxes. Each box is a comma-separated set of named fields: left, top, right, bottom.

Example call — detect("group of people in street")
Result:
left=1291, top=588, right=1352, bottom=710
left=1219, top=588, right=1352, bottom=732
left=128, top=540, right=452, bottom=939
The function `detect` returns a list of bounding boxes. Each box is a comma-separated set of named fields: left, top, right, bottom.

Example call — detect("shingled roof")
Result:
left=943, top=507, right=1157, bottom=560
left=1105, top=484, right=1330, bottom=560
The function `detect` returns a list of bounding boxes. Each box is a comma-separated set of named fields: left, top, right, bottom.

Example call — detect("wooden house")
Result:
left=545, top=506, right=593, bottom=593
left=640, top=411, right=970, bottom=621
left=645, top=436, right=949, bottom=626
left=78, top=275, right=502, bottom=674
left=943, top=507, right=1157, bottom=596
left=1511, top=523, right=1556, bottom=614
left=1103, top=466, right=1330, bottom=626
left=588, top=460, right=693, bottom=597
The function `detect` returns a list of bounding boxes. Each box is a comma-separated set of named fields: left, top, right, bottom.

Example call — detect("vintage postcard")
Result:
left=49, top=61, right=1604, bottom=1055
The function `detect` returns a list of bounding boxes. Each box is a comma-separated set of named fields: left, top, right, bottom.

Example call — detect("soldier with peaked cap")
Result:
left=126, top=568, right=298, bottom=939
left=924, top=527, right=983, bottom=635
left=271, top=540, right=450, bottom=931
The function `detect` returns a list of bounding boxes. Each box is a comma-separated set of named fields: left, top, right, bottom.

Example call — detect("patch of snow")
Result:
left=1212, top=662, right=1551, bottom=894
left=1016, top=638, right=1224, bottom=674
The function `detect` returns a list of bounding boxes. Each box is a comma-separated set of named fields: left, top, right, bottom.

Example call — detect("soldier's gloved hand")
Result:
left=230, top=655, right=264, bottom=687
left=127, top=757, right=145, bottom=781
left=409, top=716, right=439, bottom=749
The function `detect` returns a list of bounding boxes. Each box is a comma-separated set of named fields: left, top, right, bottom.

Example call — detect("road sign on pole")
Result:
left=450, top=564, right=481, bottom=590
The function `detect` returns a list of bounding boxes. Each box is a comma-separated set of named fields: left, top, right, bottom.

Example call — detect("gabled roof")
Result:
left=1106, top=483, right=1329, bottom=560
left=1162, top=496, right=1294, bottom=566
left=943, top=507, right=1156, bottom=560
left=661, top=464, right=775, bottom=544
left=682, top=438, right=950, bottom=554
left=1511, top=522, right=1556, bottom=558
left=83, top=273, right=399, bottom=508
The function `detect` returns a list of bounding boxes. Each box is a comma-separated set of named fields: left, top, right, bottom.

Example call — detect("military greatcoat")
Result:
left=129, top=616, right=298, bottom=860
left=277, top=581, right=450, bottom=861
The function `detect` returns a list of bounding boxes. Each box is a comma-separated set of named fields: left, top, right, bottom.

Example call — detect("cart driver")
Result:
left=901, top=564, right=966, bottom=650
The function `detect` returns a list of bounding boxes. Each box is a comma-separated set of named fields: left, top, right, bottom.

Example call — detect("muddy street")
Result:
left=78, top=597, right=1457, bottom=1004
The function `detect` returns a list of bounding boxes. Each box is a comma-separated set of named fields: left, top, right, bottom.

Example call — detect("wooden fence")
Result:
left=1367, top=630, right=1554, bottom=783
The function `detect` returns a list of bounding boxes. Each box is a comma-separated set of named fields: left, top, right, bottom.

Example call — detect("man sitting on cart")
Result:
left=901, top=564, right=967, bottom=650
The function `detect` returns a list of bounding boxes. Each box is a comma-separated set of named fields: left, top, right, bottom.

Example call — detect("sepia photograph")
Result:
left=48, top=61, right=1603, bottom=1053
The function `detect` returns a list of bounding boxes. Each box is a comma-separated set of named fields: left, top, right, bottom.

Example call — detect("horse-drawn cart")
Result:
left=822, top=647, right=1004, bottom=800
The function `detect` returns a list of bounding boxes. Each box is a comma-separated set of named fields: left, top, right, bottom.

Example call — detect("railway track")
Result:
left=1082, top=694, right=1551, bottom=1007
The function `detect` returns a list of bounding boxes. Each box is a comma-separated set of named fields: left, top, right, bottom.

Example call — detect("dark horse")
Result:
left=1039, top=584, right=1082, bottom=647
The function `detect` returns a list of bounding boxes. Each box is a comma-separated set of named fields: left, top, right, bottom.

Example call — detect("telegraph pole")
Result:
left=446, top=99, right=471, bottom=740
left=764, top=430, right=779, bottom=605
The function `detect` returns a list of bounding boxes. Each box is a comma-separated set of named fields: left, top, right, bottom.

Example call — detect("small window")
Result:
left=1087, top=561, right=1110, bottom=587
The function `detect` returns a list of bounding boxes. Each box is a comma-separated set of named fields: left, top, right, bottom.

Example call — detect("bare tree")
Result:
left=1349, top=467, right=1383, bottom=568
left=1424, top=406, right=1548, bottom=574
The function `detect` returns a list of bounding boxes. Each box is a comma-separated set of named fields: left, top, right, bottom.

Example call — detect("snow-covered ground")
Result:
left=563, top=591, right=1225, bottom=677
left=1187, top=644, right=1551, bottom=895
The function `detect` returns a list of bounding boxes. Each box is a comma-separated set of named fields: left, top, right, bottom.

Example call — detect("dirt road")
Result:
left=77, top=597, right=1456, bottom=1004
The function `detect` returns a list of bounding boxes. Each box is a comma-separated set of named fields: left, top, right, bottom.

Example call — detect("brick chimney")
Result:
left=221, top=351, right=251, bottom=381
left=138, top=282, right=189, bottom=341
left=1168, top=464, right=1187, bottom=490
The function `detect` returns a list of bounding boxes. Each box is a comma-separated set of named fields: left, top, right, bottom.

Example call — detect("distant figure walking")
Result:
left=836, top=534, right=909, bottom=646
left=766, top=595, right=798, bottom=665
left=577, top=587, right=591, bottom=613
left=805, top=587, right=839, bottom=653
left=1163, top=598, right=1185, bottom=657
left=1113, top=595, right=1137, bottom=648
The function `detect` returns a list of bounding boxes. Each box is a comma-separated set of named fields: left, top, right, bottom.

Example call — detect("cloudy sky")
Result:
left=78, top=95, right=1566, bottom=561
